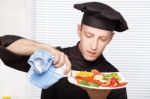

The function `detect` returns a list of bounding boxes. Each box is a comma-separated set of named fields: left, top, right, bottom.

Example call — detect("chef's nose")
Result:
left=91, top=38, right=98, bottom=50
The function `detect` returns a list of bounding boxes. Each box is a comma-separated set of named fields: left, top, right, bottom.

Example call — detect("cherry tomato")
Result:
left=110, top=77, right=118, bottom=84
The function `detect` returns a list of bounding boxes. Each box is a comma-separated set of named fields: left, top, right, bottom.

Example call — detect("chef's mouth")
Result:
left=87, top=51, right=97, bottom=56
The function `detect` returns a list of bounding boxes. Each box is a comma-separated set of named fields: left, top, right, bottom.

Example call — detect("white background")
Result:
left=0, top=0, right=150, bottom=99
left=0, top=0, right=33, bottom=99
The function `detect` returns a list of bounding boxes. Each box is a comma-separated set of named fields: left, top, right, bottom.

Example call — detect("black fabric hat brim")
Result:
left=82, top=12, right=116, bottom=31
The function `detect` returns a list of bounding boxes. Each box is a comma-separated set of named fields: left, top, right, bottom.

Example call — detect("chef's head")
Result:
left=74, top=2, right=128, bottom=61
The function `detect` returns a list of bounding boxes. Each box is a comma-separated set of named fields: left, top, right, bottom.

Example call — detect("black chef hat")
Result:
left=74, top=2, right=128, bottom=32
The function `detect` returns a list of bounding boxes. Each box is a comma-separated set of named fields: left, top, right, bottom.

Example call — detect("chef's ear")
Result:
left=77, top=24, right=82, bottom=37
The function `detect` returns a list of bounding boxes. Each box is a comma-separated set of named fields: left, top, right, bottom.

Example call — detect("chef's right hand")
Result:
left=48, top=46, right=71, bottom=75
left=82, top=87, right=111, bottom=99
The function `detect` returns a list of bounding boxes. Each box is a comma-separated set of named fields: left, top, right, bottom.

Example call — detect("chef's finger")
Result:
left=54, top=52, right=65, bottom=68
left=64, top=55, right=71, bottom=75
left=53, top=52, right=60, bottom=66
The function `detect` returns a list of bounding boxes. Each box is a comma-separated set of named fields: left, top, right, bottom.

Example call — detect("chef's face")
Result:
left=77, top=24, right=114, bottom=61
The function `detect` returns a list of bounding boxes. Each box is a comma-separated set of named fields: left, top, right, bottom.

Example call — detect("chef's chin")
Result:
left=83, top=55, right=98, bottom=61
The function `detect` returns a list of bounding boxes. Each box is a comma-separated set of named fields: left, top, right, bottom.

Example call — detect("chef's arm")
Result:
left=6, top=37, right=53, bottom=56
left=0, top=35, right=54, bottom=58
left=0, top=35, right=71, bottom=73
left=0, top=35, right=31, bottom=72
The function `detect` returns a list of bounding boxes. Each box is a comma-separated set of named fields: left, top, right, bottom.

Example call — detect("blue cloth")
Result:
left=27, top=49, right=65, bottom=89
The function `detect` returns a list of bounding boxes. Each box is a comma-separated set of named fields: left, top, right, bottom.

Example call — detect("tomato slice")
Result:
left=109, top=82, right=118, bottom=87
left=75, top=76, right=102, bottom=86
left=117, top=82, right=128, bottom=87
left=91, top=69, right=102, bottom=76
left=101, top=82, right=110, bottom=87
left=75, top=77, right=92, bottom=83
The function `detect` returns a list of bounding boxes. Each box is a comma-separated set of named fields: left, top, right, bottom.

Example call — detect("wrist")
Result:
left=42, top=44, right=54, bottom=53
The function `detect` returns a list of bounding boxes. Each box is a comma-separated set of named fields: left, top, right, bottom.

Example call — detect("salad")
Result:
left=74, top=69, right=128, bottom=88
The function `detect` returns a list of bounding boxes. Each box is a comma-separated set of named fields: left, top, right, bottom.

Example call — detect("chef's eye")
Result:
left=101, top=38, right=108, bottom=41
left=86, top=33, right=93, bottom=38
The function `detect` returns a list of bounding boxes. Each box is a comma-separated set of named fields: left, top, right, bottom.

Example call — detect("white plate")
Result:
left=68, top=71, right=128, bottom=90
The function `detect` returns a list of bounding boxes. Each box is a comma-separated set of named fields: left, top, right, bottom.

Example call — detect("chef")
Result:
left=0, top=2, right=128, bottom=99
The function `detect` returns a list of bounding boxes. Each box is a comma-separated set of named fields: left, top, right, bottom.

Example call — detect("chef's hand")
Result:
left=48, top=46, right=71, bottom=75
left=83, top=87, right=110, bottom=99
left=5, top=38, right=71, bottom=74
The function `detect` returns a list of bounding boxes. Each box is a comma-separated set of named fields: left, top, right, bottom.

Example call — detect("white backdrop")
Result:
left=0, top=0, right=33, bottom=99
left=33, top=0, right=150, bottom=99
